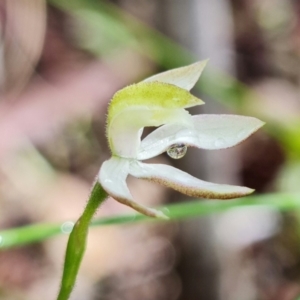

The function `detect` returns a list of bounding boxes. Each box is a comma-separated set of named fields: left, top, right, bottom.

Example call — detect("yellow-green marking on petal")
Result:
left=108, top=82, right=203, bottom=124
left=107, top=82, right=204, bottom=157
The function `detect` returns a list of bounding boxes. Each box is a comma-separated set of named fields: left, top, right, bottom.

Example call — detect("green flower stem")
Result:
left=57, top=182, right=107, bottom=300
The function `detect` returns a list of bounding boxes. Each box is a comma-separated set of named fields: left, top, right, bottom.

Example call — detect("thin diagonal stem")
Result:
left=57, top=182, right=107, bottom=300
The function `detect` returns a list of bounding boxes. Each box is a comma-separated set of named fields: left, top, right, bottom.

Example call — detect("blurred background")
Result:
left=0, top=0, right=300, bottom=299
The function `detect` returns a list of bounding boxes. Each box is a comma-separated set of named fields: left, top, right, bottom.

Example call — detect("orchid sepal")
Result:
left=129, top=161, right=254, bottom=199
left=138, top=114, right=265, bottom=160
left=99, top=156, right=169, bottom=219
left=143, top=60, right=208, bottom=91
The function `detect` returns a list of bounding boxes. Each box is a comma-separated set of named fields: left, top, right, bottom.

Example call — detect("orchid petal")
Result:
left=143, top=60, right=208, bottom=91
left=138, top=115, right=265, bottom=160
left=107, top=82, right=203, bottom=158
left=129, top=161, right=254, bottom=199
left=99, top=157, right=168, bottom=219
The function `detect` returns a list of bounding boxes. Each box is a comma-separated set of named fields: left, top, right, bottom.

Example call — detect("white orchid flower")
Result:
left=99, top=61, right=264, bottom=219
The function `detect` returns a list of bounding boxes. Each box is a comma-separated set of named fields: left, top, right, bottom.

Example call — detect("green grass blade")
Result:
left=1, top=193, right=300, bottom=249
left=0, top=223, right=61, bottom=248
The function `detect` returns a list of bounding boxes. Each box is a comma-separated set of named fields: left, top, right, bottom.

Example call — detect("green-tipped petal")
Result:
left=143, top=60, right=208, bottom=91
left=107, top=82, right=203, bottom=157
left=129, top=161, right=254, bottom=199
left=108, top=82, right=203, bottom=124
